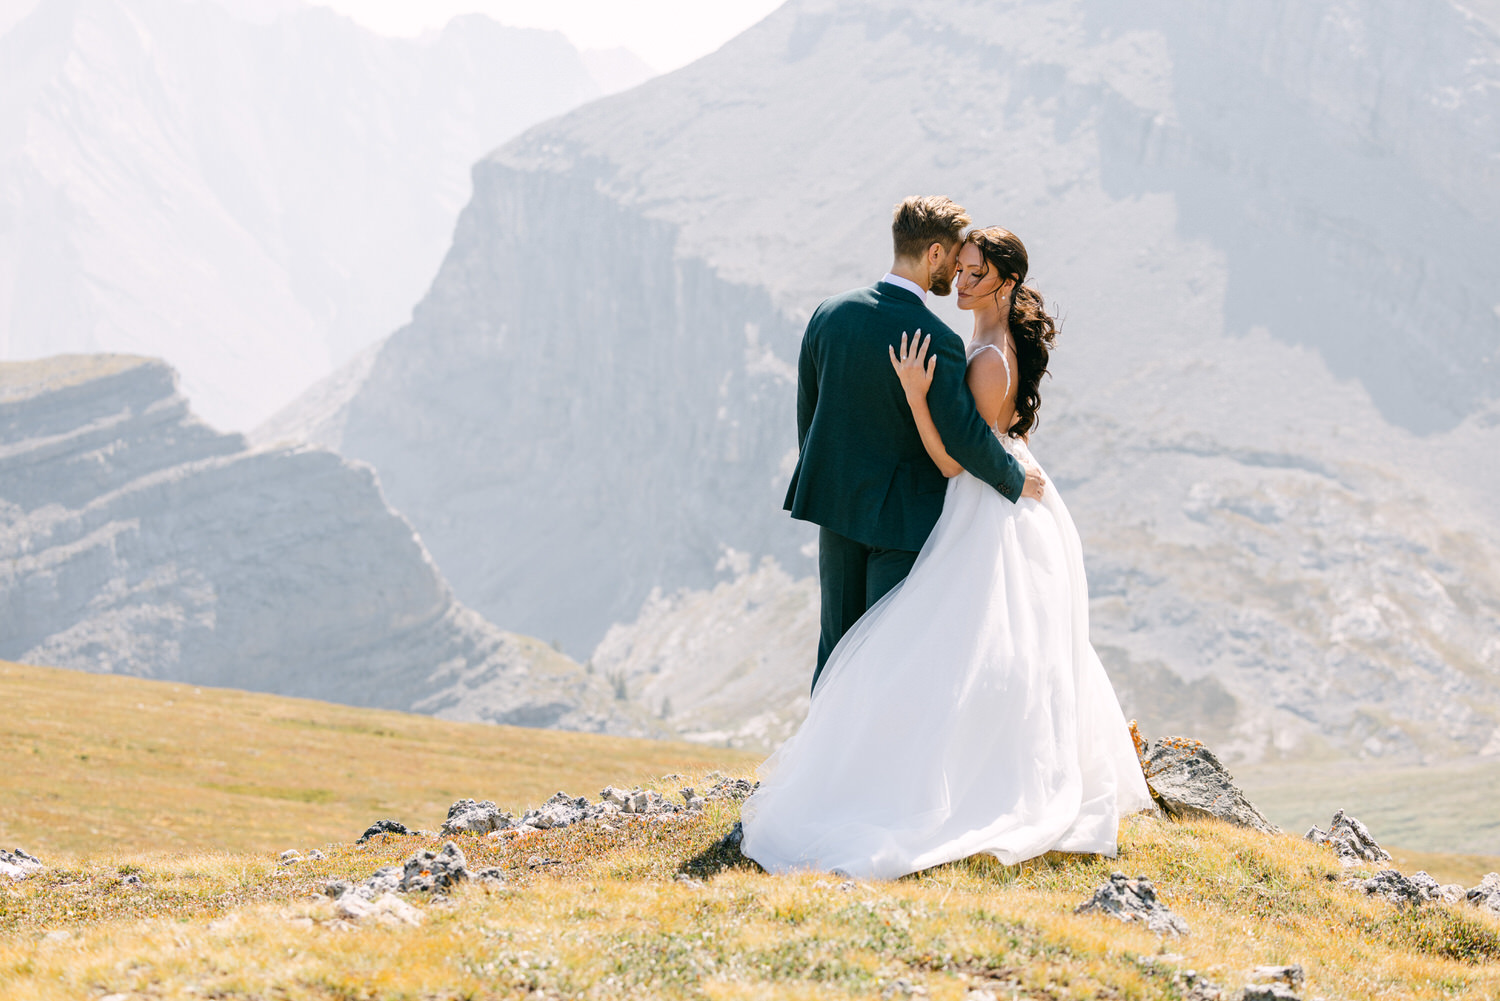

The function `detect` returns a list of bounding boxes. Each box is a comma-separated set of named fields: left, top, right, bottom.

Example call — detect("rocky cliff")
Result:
left=265, top=0, right=1500, bottom=761
left=0, top=0, right=627, bottom=430
left=0, top=355, right=660, bottom=735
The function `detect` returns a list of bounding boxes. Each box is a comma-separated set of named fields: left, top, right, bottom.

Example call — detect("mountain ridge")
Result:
left=0, top=354, right=664, bottom=736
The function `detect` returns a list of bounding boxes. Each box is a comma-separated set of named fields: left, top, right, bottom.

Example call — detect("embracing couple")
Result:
left=740, top=196, right=1152, bottom=879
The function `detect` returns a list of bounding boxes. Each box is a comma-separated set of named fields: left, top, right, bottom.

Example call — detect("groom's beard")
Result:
left=929, top=270, right=954, bottom=296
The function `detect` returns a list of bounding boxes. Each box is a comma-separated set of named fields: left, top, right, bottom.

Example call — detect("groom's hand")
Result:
left=1020, top=460, right=1046, bottom=502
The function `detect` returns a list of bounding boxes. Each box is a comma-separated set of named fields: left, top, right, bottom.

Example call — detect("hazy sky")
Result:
left=0, top=0, right=786, bottom=71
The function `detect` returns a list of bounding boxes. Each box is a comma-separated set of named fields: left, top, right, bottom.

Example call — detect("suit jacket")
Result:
left=783, top=281, right=1026, bottom=551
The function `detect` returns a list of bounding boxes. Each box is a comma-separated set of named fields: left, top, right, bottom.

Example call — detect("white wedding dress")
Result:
left=741, top=348, right=1153, bottom=880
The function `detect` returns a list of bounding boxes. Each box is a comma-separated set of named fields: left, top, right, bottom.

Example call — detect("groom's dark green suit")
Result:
left=784, top=281, right=1027, bottom=688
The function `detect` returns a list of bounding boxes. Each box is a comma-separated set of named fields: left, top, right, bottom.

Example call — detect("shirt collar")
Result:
left=880, top=272, right=927, bottom=303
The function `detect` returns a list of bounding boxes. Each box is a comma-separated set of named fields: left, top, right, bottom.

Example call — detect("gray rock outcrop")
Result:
left=356, top=820, right=411, bottom=844
left=1304, top=810, right=1391, bottom=866
left=1141, top=738, right=1277, bottom=833
left=1466, top=872, right=1500, bottom=915
left=0, top=848, right=43, bottom=880
left=440, top=784, right=708, bottom=838
left=0, top=355, right=659, bottom=736
left=703, top=777, right=759, bottom=801
left=1345, top=867, right=1469, bottom=908
left=1075, top=872, right=1190, bottom=937
left=401, top=843, right=471, bottom=894
left=1349, top=869, right=1434, bottom=908
left=336, top=841, right=503, bottom=903
left=441, top=800, right=512, bottom=837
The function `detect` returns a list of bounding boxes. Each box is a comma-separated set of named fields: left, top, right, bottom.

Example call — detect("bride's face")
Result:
left=954, top=242, right=1006, bottom=312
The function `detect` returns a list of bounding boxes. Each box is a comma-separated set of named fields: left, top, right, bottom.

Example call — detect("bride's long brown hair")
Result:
left=965, top=226, right=1057, bottom=438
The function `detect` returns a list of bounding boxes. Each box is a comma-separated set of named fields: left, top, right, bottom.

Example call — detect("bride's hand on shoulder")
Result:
left=888, top=330, right=936, bottom=400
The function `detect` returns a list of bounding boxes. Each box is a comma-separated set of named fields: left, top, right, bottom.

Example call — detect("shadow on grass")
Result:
left=679, top=822, right=764, bottom=879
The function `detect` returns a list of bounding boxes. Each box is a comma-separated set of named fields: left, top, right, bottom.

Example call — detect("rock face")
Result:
left=0, top=0, right=631, bottom=430
left=1075, top=872, right=1190, bottom=937
left=0, top=355, right=658, bottom=735
left=267, top=0, right=1500, bottom=764
left=589, top=559, right=818, bottom=749
left=1142, top=738, right=1278, bottom=833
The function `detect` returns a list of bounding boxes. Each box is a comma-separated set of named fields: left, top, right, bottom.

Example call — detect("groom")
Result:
left=784, top=195, right=1043, bottom=690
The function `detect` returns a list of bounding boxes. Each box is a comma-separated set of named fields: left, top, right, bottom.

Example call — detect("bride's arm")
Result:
left=889, top=332, right=964, bottom=478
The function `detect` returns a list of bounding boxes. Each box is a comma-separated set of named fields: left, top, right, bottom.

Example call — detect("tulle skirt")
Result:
left=740, top=440, right=1153, bottom=879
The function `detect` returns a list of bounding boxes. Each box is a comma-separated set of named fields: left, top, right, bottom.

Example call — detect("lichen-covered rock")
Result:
left=1075, top=872, right=1190, bottom=937
left=1305, top=810, right=1391, bottom=866
left=1141, top=738, right=1277, bottom=834
left=442, top=799, right=512, bottom=836
left=401, top=842, right=470, bottom=893
left=0, top=848, right=43, bottom=881
left=357, top=819, right=411, bottom=843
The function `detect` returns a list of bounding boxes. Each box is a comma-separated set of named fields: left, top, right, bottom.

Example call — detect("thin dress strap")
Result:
left=967, top=342, right=1013, bottom=398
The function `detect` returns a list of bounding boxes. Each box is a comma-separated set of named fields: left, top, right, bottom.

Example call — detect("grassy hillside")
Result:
left=5, top=661, right=1500, bottom=998
left=3, top=790, right=1499, bottom=1000
left=0, top=661, right=757, bottom=857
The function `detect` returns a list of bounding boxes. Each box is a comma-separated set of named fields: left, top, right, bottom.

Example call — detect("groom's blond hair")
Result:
left=891, top=196, right=970, bottom=261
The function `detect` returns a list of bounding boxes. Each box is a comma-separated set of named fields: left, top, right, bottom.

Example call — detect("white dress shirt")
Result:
left=880, top=272, right=927, bottom=303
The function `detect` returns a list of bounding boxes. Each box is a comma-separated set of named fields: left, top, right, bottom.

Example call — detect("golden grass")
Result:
left=7, top=659, right=1500, bottom=999
left=3, top=787, right=1500, bottom=1001
left=0, top=661, right=757, bottom=858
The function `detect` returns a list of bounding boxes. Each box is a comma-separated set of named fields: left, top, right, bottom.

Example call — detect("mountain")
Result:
left=263, top=0, right=1500, bottom=763
left=0, top=354, right=662, bottom=736
left=0, top=0, right=635, bottom=431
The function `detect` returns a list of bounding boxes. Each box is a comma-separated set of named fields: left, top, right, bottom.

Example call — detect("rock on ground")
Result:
left=1305, top=810, right=1391, bottom=866
left=439, top=785, right=707, bottom=838
left=1241, top=985, right=1301, bottom=1001
left=0, top=848, right=43, bottom=881
left=1349, top=868, right=1468, bottom=908
left=1075, top=872, right=1190, bottom=937
left=357, top=819, right=411, bottom=843
left=703, top=777, right=758, bottom=801
left=401, top=843, right=471, bottom=893
left=1141, top=737, right=1278, bottom=834
left=336, top=842, right=505, bottom=903
left=1466, top=872, right=1500, bottom=915
left=335, top=891, right=425, bottom=926
left=441, top=800, right=512, bottom=836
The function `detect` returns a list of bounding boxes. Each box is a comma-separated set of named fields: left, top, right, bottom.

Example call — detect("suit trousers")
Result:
left=813, top=526, right=919, bottom=692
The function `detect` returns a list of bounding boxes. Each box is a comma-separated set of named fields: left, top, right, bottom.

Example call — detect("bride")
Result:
left=740, top=227, right=1152, bottom=879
